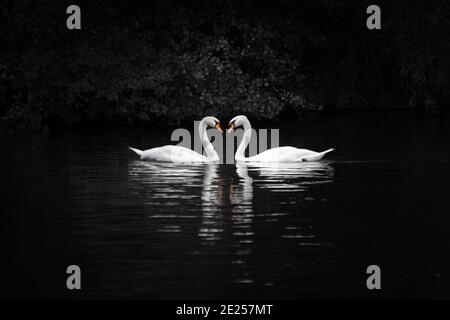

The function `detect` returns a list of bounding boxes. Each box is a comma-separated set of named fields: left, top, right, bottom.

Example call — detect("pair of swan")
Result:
left=129, top=115, right=334, bottom=163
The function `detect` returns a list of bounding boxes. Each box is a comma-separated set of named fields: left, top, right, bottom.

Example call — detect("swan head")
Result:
left=202, top=116, right=223, bottom=133
left=228, top=115, right=248, bottom=133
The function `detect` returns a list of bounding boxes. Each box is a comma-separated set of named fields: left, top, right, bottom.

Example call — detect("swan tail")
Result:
left=302, top=148, right=334, bottom=162
left=322, top=148, right=335, bottom=155
left=128, top=147, right=143, bottom=158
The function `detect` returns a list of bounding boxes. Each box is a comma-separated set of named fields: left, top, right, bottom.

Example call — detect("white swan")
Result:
left=228, top=115, right=334, bottom=162
left=129, top=116, right=223, bottom=163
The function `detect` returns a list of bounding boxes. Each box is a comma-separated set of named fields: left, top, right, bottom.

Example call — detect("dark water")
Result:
left=1, top=111, right=450, bottom=299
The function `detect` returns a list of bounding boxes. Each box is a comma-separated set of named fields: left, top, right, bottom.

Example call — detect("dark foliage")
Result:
left=0, top=0, right=449, bottom=131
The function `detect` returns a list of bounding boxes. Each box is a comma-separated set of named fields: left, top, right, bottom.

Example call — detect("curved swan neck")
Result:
left=199, top=120, right=219, bottom=161
left=235, top=119, right=252, bottom=161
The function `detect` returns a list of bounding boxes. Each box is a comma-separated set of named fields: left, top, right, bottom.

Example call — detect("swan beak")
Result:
left=214, top=123, right=223, bottom=133
left=227, top=123, right=235, bottom=134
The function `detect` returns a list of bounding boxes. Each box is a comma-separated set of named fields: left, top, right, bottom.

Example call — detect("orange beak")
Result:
left=228, top=123, right=236, bottom=134
left=214, top=123, right=223, bottom=133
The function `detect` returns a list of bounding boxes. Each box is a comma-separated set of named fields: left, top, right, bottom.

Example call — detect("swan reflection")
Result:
left=199, top=164, right=225, bottom=242
left=128, top=160, right=335, bottom=285
left=128, top=160, right=334, bottom=205
left=230, top=163, right=253, bottom=213
left=229, top=161, right=335, bottom=284
left=128, top=160, right=334, bottom=233
left=128, top=161, right=206, bottom=203
left=229, top=163, right=255, bottom=284
left=235, top=161, right=334, bottom=193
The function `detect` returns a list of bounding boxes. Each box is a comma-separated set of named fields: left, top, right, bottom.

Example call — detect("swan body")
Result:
left=129, top=116, right=222, bottom=163
left=129, top=145, right=215, bottom=163
left=228, top=115, right=334, bottom=163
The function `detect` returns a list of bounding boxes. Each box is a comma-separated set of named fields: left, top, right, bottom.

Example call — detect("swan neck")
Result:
left=199, top=120, right=219, bottom=161
left=235, top=120, right=252, bottom=161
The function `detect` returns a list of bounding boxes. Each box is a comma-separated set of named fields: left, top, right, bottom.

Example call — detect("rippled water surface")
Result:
left=1, top=111, right=450, bottom=299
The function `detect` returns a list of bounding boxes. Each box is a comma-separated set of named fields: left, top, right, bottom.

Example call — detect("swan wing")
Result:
left=243, top=147, right=334, bottom=162
left=140, top=145, right=210, bottom=163
left=301, top=148, right=334, bottom=161
left=243, top=147, right=301, bottom=162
